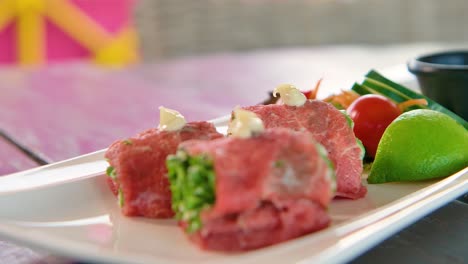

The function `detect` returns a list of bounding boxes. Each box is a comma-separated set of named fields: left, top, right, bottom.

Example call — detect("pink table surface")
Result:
left=0, top=138, right=39, bottom=175
left=0, top=46, right=466, bottom=264
left=0, top=45, right=450, bottom=164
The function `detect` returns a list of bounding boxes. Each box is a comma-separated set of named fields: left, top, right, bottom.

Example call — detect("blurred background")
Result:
left=134, top=0, right=468, bottom=61
left=1, top=0, right=468, bottom=65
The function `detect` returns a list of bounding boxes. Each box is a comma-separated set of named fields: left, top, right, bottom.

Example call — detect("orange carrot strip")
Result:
left=309, top=78, right=323, bottom=99
left=397, top=98, right=428, bottom=112
left=323, top=90, right=360, bottom=109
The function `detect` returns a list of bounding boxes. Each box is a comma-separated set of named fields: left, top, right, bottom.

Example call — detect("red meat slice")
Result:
left=244, top=100, right=366, bottom=199
left=189, top=199, right=329, bottom=251
left=105, top=122, right=223, bottom=218
left=180, top=128, right=333, bottom=251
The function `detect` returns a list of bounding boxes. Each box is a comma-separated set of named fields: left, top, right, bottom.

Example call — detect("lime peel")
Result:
left=368, top=109, right=468, bottom=184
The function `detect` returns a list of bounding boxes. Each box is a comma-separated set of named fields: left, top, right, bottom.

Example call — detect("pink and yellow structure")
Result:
left=0, top=0, right=139, bottom=66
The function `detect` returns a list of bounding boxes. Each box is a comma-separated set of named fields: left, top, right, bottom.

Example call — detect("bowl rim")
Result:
left=407, top=50, right=468, bottom=74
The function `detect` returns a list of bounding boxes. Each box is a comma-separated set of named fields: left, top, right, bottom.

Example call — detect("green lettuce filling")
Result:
left=118, top=189, right=125, bottom=207
left=315, top=143, right=337, bottom=194
left=166, top=150, right=216, bottom=233
left=106, top=166, right=117, bottom=180
left=340, top=110, right=366, bottom=159
left=122, top=139, right=133, bottom=145
left=106, top=165, right=124, bottom=207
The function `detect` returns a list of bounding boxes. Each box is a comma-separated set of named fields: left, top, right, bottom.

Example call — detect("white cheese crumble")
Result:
left=273, top=84, right=307, bottom=106
left=228, top=108, right=264, bottom=138
left=158, top=106, right=187, bottom=131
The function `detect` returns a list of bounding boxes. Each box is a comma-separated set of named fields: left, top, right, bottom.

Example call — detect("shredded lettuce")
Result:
left=314, top=143, right=337, bottom=194
left=340, top=110, right=354, bottom=129
left=118, top=189, right=124, bottom=207
left=122, top=139, right=133, bottom=145
left=274, top=159, right=286, bottom=168
left=340, top=110, right=366, bottom=159
left=356, top=138, right=366, bottom=160
left=106, top=166, right=117, bottom=180
left=106, top=165, right=122, bottom=206
left=166, top=151, right=216, bottom=233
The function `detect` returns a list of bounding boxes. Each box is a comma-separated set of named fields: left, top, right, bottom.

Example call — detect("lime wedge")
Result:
left=368, top=109, right=468, bottom=183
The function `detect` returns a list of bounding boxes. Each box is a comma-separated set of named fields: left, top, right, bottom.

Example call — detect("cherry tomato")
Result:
left=347, top=94, right=401, bottom=158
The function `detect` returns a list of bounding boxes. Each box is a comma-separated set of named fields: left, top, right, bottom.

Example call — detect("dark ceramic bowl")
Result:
left=407, top=50, right=468, bottom=120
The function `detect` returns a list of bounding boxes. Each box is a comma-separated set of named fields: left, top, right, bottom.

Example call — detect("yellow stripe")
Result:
left=0, top=0, right=17, bottom=31
left=18, top=8, right=45, bottom=64
left=94, top=26, right=139, bottom=66
left=44, top=0, right=110, bottom=53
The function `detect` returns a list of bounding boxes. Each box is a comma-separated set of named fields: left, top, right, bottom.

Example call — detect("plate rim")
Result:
left=0, top=68, right=466, bottom=263
left=0, top=164, right=465, bottom=264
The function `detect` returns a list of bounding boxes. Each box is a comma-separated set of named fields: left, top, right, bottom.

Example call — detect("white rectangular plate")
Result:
left=0, top=119, right=466, bottom=264
left=0, top=71, right=466, bottom=264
